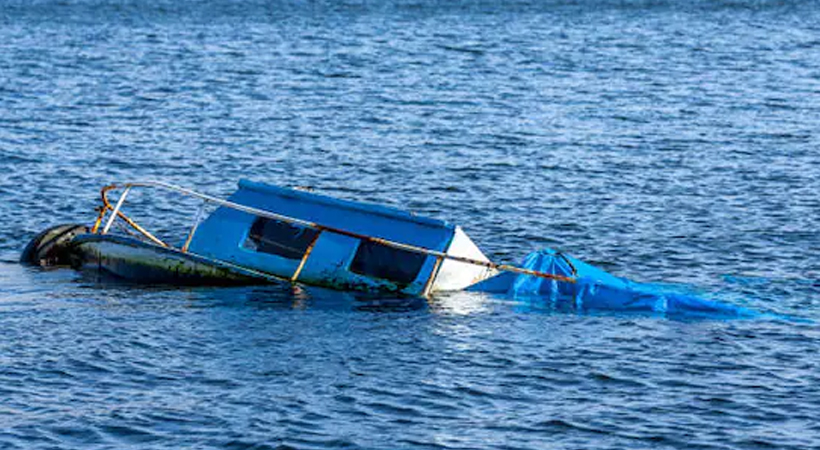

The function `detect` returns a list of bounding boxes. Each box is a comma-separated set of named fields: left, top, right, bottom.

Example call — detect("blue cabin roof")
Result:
left=237, top=179, right=452, bottom=236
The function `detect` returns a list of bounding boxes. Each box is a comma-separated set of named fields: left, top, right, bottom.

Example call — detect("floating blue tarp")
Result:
left=469, top=249, right=759, bottom=318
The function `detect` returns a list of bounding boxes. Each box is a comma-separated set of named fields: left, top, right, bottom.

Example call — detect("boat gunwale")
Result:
left=72, top=233, right=286, bottom=284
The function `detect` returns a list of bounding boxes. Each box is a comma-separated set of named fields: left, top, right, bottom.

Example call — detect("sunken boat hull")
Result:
left=20, top=180, right=761, bottom=318
left=20, top=180, right=497, bottom=295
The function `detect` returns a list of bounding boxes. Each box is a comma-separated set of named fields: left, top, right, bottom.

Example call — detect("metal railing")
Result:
left=92, top=181, right=577, bottom=291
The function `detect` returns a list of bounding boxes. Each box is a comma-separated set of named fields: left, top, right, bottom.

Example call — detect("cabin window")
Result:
left=243, top=217, right=318, bottom=260
left=349, top=240, right=426, bottom=284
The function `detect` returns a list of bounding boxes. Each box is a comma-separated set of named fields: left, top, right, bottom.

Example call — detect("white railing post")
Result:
left=102, top=186, right=132, bottom=234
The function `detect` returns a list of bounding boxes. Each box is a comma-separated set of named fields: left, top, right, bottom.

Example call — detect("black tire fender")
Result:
left=20, top=224, right=88, bottom=266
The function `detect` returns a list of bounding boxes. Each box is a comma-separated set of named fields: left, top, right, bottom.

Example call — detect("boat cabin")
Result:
left=186, top=180, right=494, bottom=295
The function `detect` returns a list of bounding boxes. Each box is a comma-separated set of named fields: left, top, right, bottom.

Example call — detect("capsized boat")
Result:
left=22, top=180, right=757, bottom=317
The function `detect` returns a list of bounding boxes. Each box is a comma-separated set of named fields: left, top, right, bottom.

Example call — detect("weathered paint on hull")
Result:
left=70, top=235, right=432, bottom=294
left=72, top=235, right=280, bottom=285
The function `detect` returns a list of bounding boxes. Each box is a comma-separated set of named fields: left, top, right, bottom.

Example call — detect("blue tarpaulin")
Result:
left=469, top=249, right=759, bottom=318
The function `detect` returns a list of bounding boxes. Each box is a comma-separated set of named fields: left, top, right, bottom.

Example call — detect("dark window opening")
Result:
left=243, top=217, right=319, bottom=260
left=350, top=240, right=426, bottom=284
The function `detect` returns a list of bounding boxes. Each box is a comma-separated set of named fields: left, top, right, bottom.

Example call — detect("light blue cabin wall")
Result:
left=186, top=180, right=456, bottom=295
left=295, top=231, right=441, bottom=295
left=186, top=205, right=302, bottom=278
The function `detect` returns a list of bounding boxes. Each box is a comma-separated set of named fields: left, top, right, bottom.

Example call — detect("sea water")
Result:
left=0, top=1, right=818, bottom=449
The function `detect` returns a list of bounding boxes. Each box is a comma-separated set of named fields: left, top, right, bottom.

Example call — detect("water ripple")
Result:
left=1, top=1, right=819, bottom=449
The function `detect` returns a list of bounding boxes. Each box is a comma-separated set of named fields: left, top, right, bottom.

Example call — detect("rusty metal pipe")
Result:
left=100, top=185, right=169, bottom=248
left=181, top=201, right=207, bottom=253
left=290, top=231, right=322, bottom=282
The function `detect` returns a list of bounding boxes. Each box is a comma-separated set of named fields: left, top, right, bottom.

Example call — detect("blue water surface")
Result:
left=1, top=1, right=819, bottom=449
